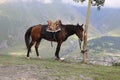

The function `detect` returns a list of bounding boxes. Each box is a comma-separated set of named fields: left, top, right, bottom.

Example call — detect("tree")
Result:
left=74, top=0, right=105, bottom=63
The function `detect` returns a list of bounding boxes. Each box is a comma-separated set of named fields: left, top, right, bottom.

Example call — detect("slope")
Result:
left=0, top=55, right=120, bottom=80
left=73, top=7, right=120, bottom=35
left=0, top=0, right=100, bottom=50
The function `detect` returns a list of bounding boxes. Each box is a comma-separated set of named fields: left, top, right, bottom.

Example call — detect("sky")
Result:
left=0, top=0, right=120, bottom=8
left=62, top=0, right=120, bottom=8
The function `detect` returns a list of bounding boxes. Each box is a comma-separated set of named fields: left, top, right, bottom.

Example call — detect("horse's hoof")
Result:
left=37, top=56, right=42, bottom=60
left=55, top=58, right=65, bottom=61
left=26, top=57, right=30, bottom=59
left=60, top=57, right=65, bottom=61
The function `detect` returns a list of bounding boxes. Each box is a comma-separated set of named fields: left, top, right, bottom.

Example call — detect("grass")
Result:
left=0, top=55, right=120, bottom=80
left=0, top=36, right=120, bottom=80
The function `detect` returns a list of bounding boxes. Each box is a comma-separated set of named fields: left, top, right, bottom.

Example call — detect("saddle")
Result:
left=46, top=27, right=61, bottom=32
left=46, top=20, right=61, bottom=32
left=45, top=20, right=62, bottom=47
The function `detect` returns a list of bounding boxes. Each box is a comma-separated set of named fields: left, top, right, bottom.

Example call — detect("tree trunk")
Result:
left=83, top=0, right=91, bottom=63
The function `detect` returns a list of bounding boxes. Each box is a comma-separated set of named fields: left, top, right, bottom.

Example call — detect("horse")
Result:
left=24, top=21, right=84, bottom=60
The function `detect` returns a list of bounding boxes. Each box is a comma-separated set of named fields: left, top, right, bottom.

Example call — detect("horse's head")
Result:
left=75, top=24, right=84, bottom=41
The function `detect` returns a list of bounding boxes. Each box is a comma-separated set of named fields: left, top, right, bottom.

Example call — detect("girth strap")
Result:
left=51, top=32, right=57, bottom=47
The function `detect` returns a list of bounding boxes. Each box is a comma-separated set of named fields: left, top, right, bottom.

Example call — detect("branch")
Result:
left=73, top=0, right=105, bottom=10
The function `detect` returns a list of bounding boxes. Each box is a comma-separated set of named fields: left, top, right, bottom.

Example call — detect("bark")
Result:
left=83, top=0, right=91, bottom=63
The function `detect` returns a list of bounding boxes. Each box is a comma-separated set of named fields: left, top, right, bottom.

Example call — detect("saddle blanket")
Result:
left=46, top=27, right=61, bottom=32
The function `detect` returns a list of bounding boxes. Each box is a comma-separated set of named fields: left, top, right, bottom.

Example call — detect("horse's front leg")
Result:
left=55, top=42, right=62, bottom=60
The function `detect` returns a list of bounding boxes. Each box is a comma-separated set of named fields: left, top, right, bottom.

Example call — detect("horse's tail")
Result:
left=24, top=27, right=33, bottom=49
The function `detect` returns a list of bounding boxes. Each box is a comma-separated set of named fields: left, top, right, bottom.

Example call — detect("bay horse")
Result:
left=25, top=21, right=84, bottom=60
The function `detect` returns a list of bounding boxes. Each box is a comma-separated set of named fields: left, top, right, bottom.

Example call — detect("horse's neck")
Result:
left=64, top=25, right=75, bottom=36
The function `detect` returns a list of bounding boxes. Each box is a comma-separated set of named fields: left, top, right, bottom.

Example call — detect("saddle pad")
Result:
left=46, top=27, right=61, bottom=32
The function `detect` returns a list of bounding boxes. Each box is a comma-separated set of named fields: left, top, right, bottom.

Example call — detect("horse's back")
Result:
left=40, top=25, right=62, bottom=41
left=31, top=24, right=42, bottom=40
left=30, top=24, right=63, bottom=41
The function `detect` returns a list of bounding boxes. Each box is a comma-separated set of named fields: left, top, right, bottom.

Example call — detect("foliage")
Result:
left=73, top=0, right=105, bottom=9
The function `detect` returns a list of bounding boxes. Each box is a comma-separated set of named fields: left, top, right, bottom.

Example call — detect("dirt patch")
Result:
left=0, top=64, right=84, bottom=80
left=0, top=64, right=59, bottom=80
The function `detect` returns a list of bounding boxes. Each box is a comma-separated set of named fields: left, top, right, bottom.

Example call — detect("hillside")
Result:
left=73, top=7, right=120, bottom=35
left=0, top=55, right=120, bottom=80
left=0, top=0, right=100, bottom=50
left=0, top=1, right=120, bottom=79
left=107, top=28, right=120, bottom=36
left=88, top=36, right=120, bottom=51
left=0, top=0, right=120, bottom=64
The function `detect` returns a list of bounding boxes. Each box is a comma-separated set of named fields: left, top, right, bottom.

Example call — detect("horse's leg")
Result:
left=27, top=40, right=35, bottom=59
left=55, top=42, right=62, bottom=60
left=35, top=38, right=42, bottom=59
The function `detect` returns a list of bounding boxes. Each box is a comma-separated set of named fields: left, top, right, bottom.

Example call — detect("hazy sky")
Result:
left=105, top=0, right=120, bottom=8
left=62, top=0, right=120, bottom=8
left=0, top=0, right=120, bottom=8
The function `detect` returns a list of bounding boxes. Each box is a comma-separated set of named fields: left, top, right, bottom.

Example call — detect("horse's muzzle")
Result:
left=80, top=38, right=83, bottom=41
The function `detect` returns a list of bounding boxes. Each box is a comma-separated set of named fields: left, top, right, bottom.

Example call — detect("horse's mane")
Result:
left=61, top=24, right=78, bottom=30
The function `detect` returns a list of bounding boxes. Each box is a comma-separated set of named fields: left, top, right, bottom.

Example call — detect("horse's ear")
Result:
left=81, top=24, right=84, bottom=27
left=77, top=23, right=79, bottom=26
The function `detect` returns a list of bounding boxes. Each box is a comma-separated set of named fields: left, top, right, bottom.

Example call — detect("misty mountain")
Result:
left=0, top=0, right=120, bottom=54
left=73, top=7, right=120, bottom=34
left=0, top=0, right=99, bottom=42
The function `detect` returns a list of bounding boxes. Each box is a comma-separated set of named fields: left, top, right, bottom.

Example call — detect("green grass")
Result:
left=0, top=36, right=120, bottom=80
left=0, top=55, right=120, bottom=80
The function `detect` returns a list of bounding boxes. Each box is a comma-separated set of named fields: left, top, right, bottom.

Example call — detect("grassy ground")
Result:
left=0, top=55, right=120, bottom=80
left=0, top=38, right=120, bottom=80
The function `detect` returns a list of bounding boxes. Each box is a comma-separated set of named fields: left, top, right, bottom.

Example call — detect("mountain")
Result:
left=73, top=7, right=120, bottom=34
left=88, top=36, right=120, bottom=53
left=0, top=0, right=120, bottom=57
left=108, top=28, right=120, bottom=36
left=0, top=0, right=99, bottom=45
